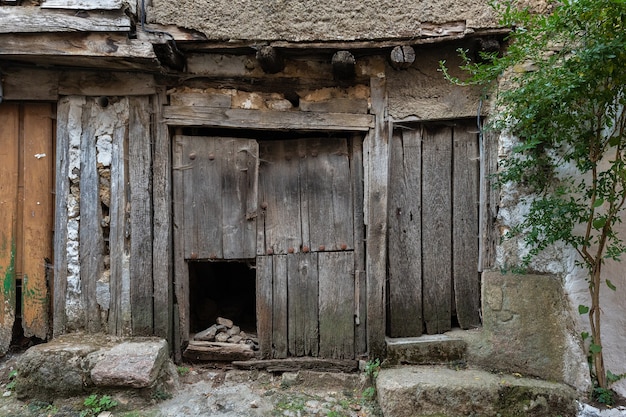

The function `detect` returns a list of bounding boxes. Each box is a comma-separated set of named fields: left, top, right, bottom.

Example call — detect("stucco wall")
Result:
left=148, top=0, right=499, bottom=42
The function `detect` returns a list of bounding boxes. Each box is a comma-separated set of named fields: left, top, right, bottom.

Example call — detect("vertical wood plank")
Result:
left=53, top=98, right=71, bottom=336
left=0, top=103, right=19, bottom=352
left=152, top=89, right=173, bottom=341
left=287, top=252, right=318, bottom=357
left=21, top=103, right=53, bottom=339
left=173, top=131, right=189, bottom=359
left=388, top=129, right=423, bottom=337
left=351, top=135, right=367, bottom=355
left=319, top=251, right=355, bottom=359
left=453, top=123, right=481, bottom=329
left=272, top=254, right=288, bottom=358
left=129, top=96, right=153, bottom=335
left=258, top=141, right=302, bottom=255
left=108, top=114, right=129, bottom=335
left=256, top=255, right=273, bottom=359
left=366, top=75, right=389, bottom=358
left=422, top=125, right=452, bottom=334
left=79, top=102, right=103, bottom=333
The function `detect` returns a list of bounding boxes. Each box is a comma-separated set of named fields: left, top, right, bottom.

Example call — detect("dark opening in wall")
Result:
left=188, top=260, right=256, bottom=334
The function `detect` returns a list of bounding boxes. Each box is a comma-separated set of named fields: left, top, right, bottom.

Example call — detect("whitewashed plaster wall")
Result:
left=496, top=132, right=626, bottom=396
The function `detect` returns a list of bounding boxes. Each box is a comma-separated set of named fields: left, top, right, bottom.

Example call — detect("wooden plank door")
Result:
left=0, top=103, right=54, bottom=350
left=256, top=138, right=357, bottom=359
left=387, top=121, right=480, bottom=337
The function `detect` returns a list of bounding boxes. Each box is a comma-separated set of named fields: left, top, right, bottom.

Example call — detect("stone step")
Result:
left=376, top=365, right=578, bottom=417
left=385, top=334, right=467, bottom=365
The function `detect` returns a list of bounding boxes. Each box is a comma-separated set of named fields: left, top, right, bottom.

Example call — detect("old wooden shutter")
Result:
left=178, top=136, right=259, bottom=260
left=388, top=121, right=480, bottom=337
left=0, top=103, right=54, bottom=349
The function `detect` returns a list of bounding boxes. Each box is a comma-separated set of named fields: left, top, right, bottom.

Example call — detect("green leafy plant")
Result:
left=442, top=0, right=626, bottom=390
left=6, top=369, right=17, bottom=391
left=593, top=386, right=615, bottom=406
left=362, top=359, right=381, bottom=401
left=176, top=366, right=190, bottom=376
left=80, top=394, right=118, bottom=417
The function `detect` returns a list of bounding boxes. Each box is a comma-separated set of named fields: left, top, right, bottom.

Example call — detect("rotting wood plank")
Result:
left=173, top=131, right=190, bottom=359
left=41, top=0, right=125, bottom=10
left=162, top=107, right=375, bottom=132
left=287, top=253, right=319, bottom=357
left=351, top=135, right=367, bottom=355
left=21, top=104, right=53, bottom=340
left=366, top=76, right=390, bottom=358
left=129, top=96, right=153, bottom=336
left=388, top=129, right=423, bottom=337
left=108, top=116, right=129, bottom=336
left=256, top=255, right=273, bottom=359
left=79, top=102, right=102, bottom=333
left=1, top=68, right=58, bottom=101
left=59, top=72, right=156, bottom=97
left=0, top=8, right=131, bottom=32
left=453, top=123, right=481, bottom=329
left=422, top=125, right=453, bottom=335
left=183, top=341, right=254, bottom=362
left=232, top=358, right=359, bottom=372
left=319, top=252, right=355, bottom=359
left=152, top=89, right=172, bottom=342
left=53, top=98, right=72, bottom=336
left=0, top=103, right=19, bottom=352
left=272, top=255, right=288, bottom=358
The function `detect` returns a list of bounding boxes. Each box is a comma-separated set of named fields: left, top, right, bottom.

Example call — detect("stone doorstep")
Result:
left=385, top=334, right=467, bottom=365
left=376, top=366, right=579, bottom=417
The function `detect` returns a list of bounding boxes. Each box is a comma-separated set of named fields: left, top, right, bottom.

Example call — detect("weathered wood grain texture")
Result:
left=108, top=115, right=130, bottom=336
left=258, top=141, right=302, bottom=255
left=79, top=103, right=103, bottom=333
left=256, top=255, right=273, bottom=359
left=287, top=253, right=319, bottom=357
left=319, top=252, right=355, bottom=359
left=162, top=107, right=374, bottom=131
left=0, top=8, right=131, bottom=32
left=453, top=123, right=481, bottom=329
left=59, top=72, right=156, bottom=96
left=0, top=103, right=19, bottom=352
left=169, top=91, right=231, bottom=108
left=351, top=136, right=367, bottom=355
left=272, top=255, right=288, bottom=358
left=480, top=128, right=499, bottom=271
left=41, top=0, right=125, bottom=10
left=1, top=68, right=58, bottom=101
left=129, top=96, right=153, bottom=336
left=183, top=341, right=254, bottom=361
left=53, top=98, right=72, bottom=336
left=366, top=76, right=390, bottom=358
left=173, top=131, right=190, bottom=358
left=389, top=45, right=416, bottom=70
left=21, top=104, right=54, bottom=340
left=233, top=358, right=359, bottom=372
left=299, top=98, right=369, bottom=114
left=302, top=139, right=353, bottom=252
left=152, top=90, right=173, bottom=342
left=388, top=129, right=423, bottom=337
left=422, top=125, right=453, bottom=335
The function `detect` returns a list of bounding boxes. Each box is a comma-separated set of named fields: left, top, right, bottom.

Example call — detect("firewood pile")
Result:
left=184, top=317, right=259, bottom=362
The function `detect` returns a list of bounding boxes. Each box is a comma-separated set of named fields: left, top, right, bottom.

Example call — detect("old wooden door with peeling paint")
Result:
left=387, top=121, right=481, bottom=337
left=0, top=103, right=54, bottom=351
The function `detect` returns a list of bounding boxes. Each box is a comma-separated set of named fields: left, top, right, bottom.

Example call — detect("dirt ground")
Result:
left=0, top=351, right=383, bottom=417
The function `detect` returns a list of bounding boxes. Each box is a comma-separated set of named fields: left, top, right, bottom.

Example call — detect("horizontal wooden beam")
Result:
left=41, top=0, right=126, bottom=10
left=162, top=106, right=375, bottom=131
left=0, top=7, right=130, bottom=33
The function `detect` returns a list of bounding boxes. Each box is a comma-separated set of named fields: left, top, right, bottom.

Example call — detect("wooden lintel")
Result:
left=0, top=7, right=131, bottom=33
left=59, top=71, right=156, bottom=96
left=41, top=0, right=125, bottom=10
left=162, top=106, right=375, bottom=131
left=1, top=68, right=59, bottom=101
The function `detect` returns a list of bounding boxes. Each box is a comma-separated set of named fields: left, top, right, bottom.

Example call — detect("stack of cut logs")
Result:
left=183, top=317, right=259, bottom=362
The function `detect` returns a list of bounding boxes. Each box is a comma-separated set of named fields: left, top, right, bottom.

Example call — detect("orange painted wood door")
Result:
left=0, top=103, right=54, bottom=349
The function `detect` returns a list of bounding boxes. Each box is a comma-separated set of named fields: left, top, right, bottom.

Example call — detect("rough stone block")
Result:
left=385, top=334, right=467, bottom=365
left=91, top=339, right=168, bottom=388
left=376, top=366, right=578, bottom=417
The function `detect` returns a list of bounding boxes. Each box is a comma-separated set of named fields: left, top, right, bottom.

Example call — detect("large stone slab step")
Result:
left=385, top=334, right=467, bottom=365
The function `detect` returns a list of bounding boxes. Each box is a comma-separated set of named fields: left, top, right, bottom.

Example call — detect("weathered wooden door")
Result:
left=387, top=121, right=481, bottom=337
left=256, top=138, right=360, bottom=360
left=0, top=103, right=54, bottom=351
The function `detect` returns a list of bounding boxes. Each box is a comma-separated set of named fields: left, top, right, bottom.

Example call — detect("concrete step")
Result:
left=385, top=334, right=467, bottom=365
left=376, top=365, right=578, bottom=417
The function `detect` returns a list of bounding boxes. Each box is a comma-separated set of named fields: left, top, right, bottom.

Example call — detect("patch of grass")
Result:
left=176, top=366, right=190, bottom=377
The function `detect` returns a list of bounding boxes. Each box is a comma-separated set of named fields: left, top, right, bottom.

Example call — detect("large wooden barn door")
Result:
left=388, top=121, right=480, bottom=337
left=256, top=138, right=359, bottom=359
left=0, top=103, right=54, bottom=351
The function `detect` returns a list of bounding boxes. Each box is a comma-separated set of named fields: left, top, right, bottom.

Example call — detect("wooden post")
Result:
left=332, top=51, right=356, bottom=80
left=389, top=45, right=415, bottom=70
left=256, top=46, right=284, bottom=74
left=366, top=73, right=389, bottom=359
